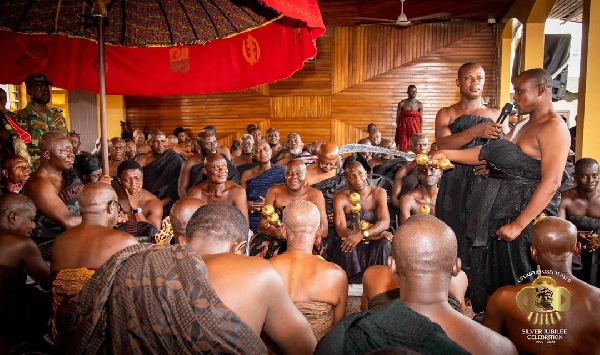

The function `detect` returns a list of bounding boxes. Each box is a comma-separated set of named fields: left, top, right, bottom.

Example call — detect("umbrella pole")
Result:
left=97, top=16, right=109, bottom=175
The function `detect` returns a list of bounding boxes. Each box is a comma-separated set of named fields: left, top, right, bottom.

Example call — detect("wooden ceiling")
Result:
left=316, top=0, right=583, bottom=27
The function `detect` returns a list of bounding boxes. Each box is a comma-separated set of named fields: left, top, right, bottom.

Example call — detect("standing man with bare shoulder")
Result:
left=434, top=63, right=504, bottom=300
left=433, top=68, right=571, bottom=313
left=395, top=85, right=423, bottom=151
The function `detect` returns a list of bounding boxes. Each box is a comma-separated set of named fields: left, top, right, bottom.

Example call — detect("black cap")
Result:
left=24, top=73, right=52, bottom=86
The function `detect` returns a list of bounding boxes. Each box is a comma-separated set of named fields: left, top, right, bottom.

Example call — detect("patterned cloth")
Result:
left=16, top=103, right=67, bottom=167
left=246, top=166, right=285, bottom=233
left=294, top=301, right=333, bottom=341
left=395, top=109, right=421, bottom=151
left=62, top=243, right=267, bottom=354
left=51, top=267, right=96, bottom=344
left=315, top=299, right=468, bottom=354
left=31, top=169, right=83, bottom=261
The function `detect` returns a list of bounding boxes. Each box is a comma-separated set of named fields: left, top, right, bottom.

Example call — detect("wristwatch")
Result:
left=132, top=207, right=142, bottom=214
left=362, top=230, right=369, bottom=238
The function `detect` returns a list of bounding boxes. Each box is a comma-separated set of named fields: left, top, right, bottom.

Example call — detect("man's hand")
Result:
left=341, top=232, right=363, bottom=253
left=125, top=187, right=142, bottom=210
left=370, top=231, right=393, bottom=241
left=99, top=174, right=112, bottom=185
left=474, top=164, right=489, bottom=176
left=248, top=196, right=265, bottom=213
left=469, top=122, right=503, bottom=140
left=496, top=222, right=524, bottom=242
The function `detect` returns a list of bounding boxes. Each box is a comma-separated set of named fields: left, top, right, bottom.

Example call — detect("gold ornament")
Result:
left=350, top=203, right=362, bottom=214
left=349, top=192, right=361, bottom=204
left=438, top=158, right=454, bottom=171
left=360, top=220, right=372, bottom=231
left=533, top=213, right=547, bottom=225
left=262, top=204, right=281, bottom=227
left=415, top=153, right=429, bottom=165
left=262, top=204, right=275, bottom=216
left=420, top=205, right=431, bottom=215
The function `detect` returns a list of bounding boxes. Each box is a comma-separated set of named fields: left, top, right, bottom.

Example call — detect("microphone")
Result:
left=496, top=102, right=514, bottom=125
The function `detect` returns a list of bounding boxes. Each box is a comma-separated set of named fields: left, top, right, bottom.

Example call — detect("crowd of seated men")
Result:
left=1, top=117, right=600, bottom=352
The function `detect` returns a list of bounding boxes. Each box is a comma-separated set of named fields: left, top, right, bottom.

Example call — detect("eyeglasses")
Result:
left=107, top=200, right=120, bottom=209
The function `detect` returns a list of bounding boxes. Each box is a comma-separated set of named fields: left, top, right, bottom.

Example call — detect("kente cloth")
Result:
left=62, top=243, right=268, bottom=355
left=271, top=148, right=291, bottom=163
left=115, top=221, right=158, bottom=243
left=372, top=157, right=409, bottom=183
left=332, top=210, right=391, bottom=284
left=436, top=115, right=494, bottom=266
left=246, top=166, right=285, bottom=233
left=236, top=162, right=257, bottom=176
left=31, top=169, right=83, bottom=261
left=368, top=289, right=462, bottom=313
left=142, top=149, right=184, bottom=217
left=567, top=215, right=600, bottom=286
left=312, top=174, right=348, bottom=261
left=189, top=154, right=240, bottom=188
left=249, top=233, right=287, bottom=259
left=395, top=110, right=421, bottom=151
left=315, top=299, right=468, bottom=355
left=51, top=267, right=96, bottom=344
left=294, top=301, right=333, bottom=341
left=15, top=103, right=67, bottom=168
left=0, top=265, right=52, bottom=346
left=466, top=139, right=561, bottom=295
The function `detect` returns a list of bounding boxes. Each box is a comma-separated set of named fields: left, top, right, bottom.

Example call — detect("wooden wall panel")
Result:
left=126, top=23, right=496, bottom=149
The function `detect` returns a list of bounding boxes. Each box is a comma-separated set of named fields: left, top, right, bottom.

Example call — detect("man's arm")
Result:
left=558, top=190, right=572, bottom=219
left=21, top=237, right=52, bottom=290
left=497, top=121, right=570, bottom=241
left=482, top=288, right=509, bottom=333
left=368, top=187, right=391, bottom=236
left=146, top=198, right=163, bottom=229
left=435, top=107, right=502, bottom=149
left=391, top=163, right=415, bottom=208
left=433, top=146, right=484, bottom=166
left=24, top=179, right=81, bottom=229
left=332, top=192, right=353, bottom=240
left=232, top=186, right=250, bottom=225
left=312, top=190, right=329, bottom=238
left=331, top=268, right=348, bottom=324
left=399, top=192, right=416, bottom=224
left=177, top=158, right=196, bottom=198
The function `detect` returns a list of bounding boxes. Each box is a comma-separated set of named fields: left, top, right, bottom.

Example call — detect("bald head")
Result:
left=282, top=200, right=320, bottom=246
left=531, top=217, right=578, bottom=259
left=319, top=142, right=339, bottom=160
left=79, top=182, right=118, bottom=214
left=204, top=152, right=225, bottom=165
left=39, top=132, right=67, bottom=151
left=186, top=204, right=247, bottom=243
left=169, top=198, right=207, bottom=239
left=0, top=193, right=35, bottom=220
left=393, top=215, right=457, bottom=275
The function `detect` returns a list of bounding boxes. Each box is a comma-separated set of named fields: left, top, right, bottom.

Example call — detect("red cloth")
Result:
left=395, top=110, right=421, bottom=151
left=0, top=15, right=325, bottom=96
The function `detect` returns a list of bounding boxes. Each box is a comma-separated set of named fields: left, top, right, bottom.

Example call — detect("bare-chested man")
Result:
left=559, top=158, right=600, bottom=285
left=332, top=161, right=392, bottom=284
left=187, top=153, right=249, bottom=224
left=51, top=182, right=138, bottom=342
left=108, top=137, right=125, bottom=177
left=169, top=197, right=206, bottom=244
left=241, top=140, right=285, bottom=233
left=250, top=159, right=327, bottom=258
left=368, top=129, right=382, bottom=147
left=266, top=127, right=283, bottom=157
left=399, top=163, right=442, bottom=224
left=173, top=127, right=192, bottom=156
left=306, top=142, right=339, bottom=187
left=483, top=217, right=600, bottom=354
left=269, top=200, right=348, bottom=340
left=0, top=193, right=52, bottom=349
left=395, top=85, right=424, bottom=151
left=434, top=68, right=571, bottom=313
left=202, top=125, right=231, bottom=160
left=368, top=138, right=396, bottom=171
left=231, top=134, right=254, bottom=167
left=391, top=133, right=429, bottom=208
left=274, top=133, right=304, bottom=166
left=114, top=160, right=163, bottom=230
left=181, top=204, right=317, bottom=353
left=23, top=132, right=83, bottom=260
left=317, top=214, right=516, bottom=354
left=132, top=129, right=150, bottom=156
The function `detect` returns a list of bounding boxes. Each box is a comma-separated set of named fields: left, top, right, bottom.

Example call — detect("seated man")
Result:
left=63, top=204, right=316, bottom=354
left=241, top=140, right=285, bottom=233
left=0, top=154, right=31, bottom=193
left=169, top=197, right=206, bottom=244
left=483, top=217, right=600, bottom=353
left=273, top=133, right=305, bottom=166
left=0, top=193, right=52, bottom=350
left=187, top=132, right=240, bottom=191
left=399, top=162, right=442, bottom=223
left=342, top=137, right=372, bottom=174
left=107, top=137, right=125, bottom=177
left=317, top=215, right=516, bottom=354
left=132, top=129, right=150, bottom=156
left=306, top=142, right=347, bottom=260
left=173, top=127, right=192, bottom=156
left=51, top=182, right=138, bottom=343
left=371, top=138, right=408, bottom=181
left=23, top=132, right=84, bottom=260
left=332, top=161, right=392, bottom=284
left=269, top=200, right=348, bottom=340
left=136, top=130, right=184, bottom=217
left=368, top=129, right=382, bottom=147
left=202, top=125, right=232, bottom=159
left=73, top=154, right=103, bottom=185
left=114, top=160, right=163, bottom=241
left=250, top=159, right=327, bottom=259
left=391, top=133, right=429, bottom=209
left=187, top=153, right=249, bottom=224
left=231, top=134, right=254, bottom=167
left=559, top=158, right=600, bottom=285
left=266, top=127, right=283, bottom=157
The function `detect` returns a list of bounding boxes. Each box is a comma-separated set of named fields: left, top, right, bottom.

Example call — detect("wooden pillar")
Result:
left=498, top=19, right=520, bottom=106
left=576, top=0, right=600, bottom=159
left=520, top=0, right=556, bottom=70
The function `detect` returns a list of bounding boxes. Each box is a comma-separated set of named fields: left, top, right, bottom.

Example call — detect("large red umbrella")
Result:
left=0, top=0, right=325, bottom=172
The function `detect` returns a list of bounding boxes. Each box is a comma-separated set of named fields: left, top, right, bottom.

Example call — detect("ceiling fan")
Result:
left=358, top=0, right=450, bottom=27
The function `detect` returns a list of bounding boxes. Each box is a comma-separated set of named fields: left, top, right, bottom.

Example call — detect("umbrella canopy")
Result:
left=0, top=0, right=325, bottom=95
